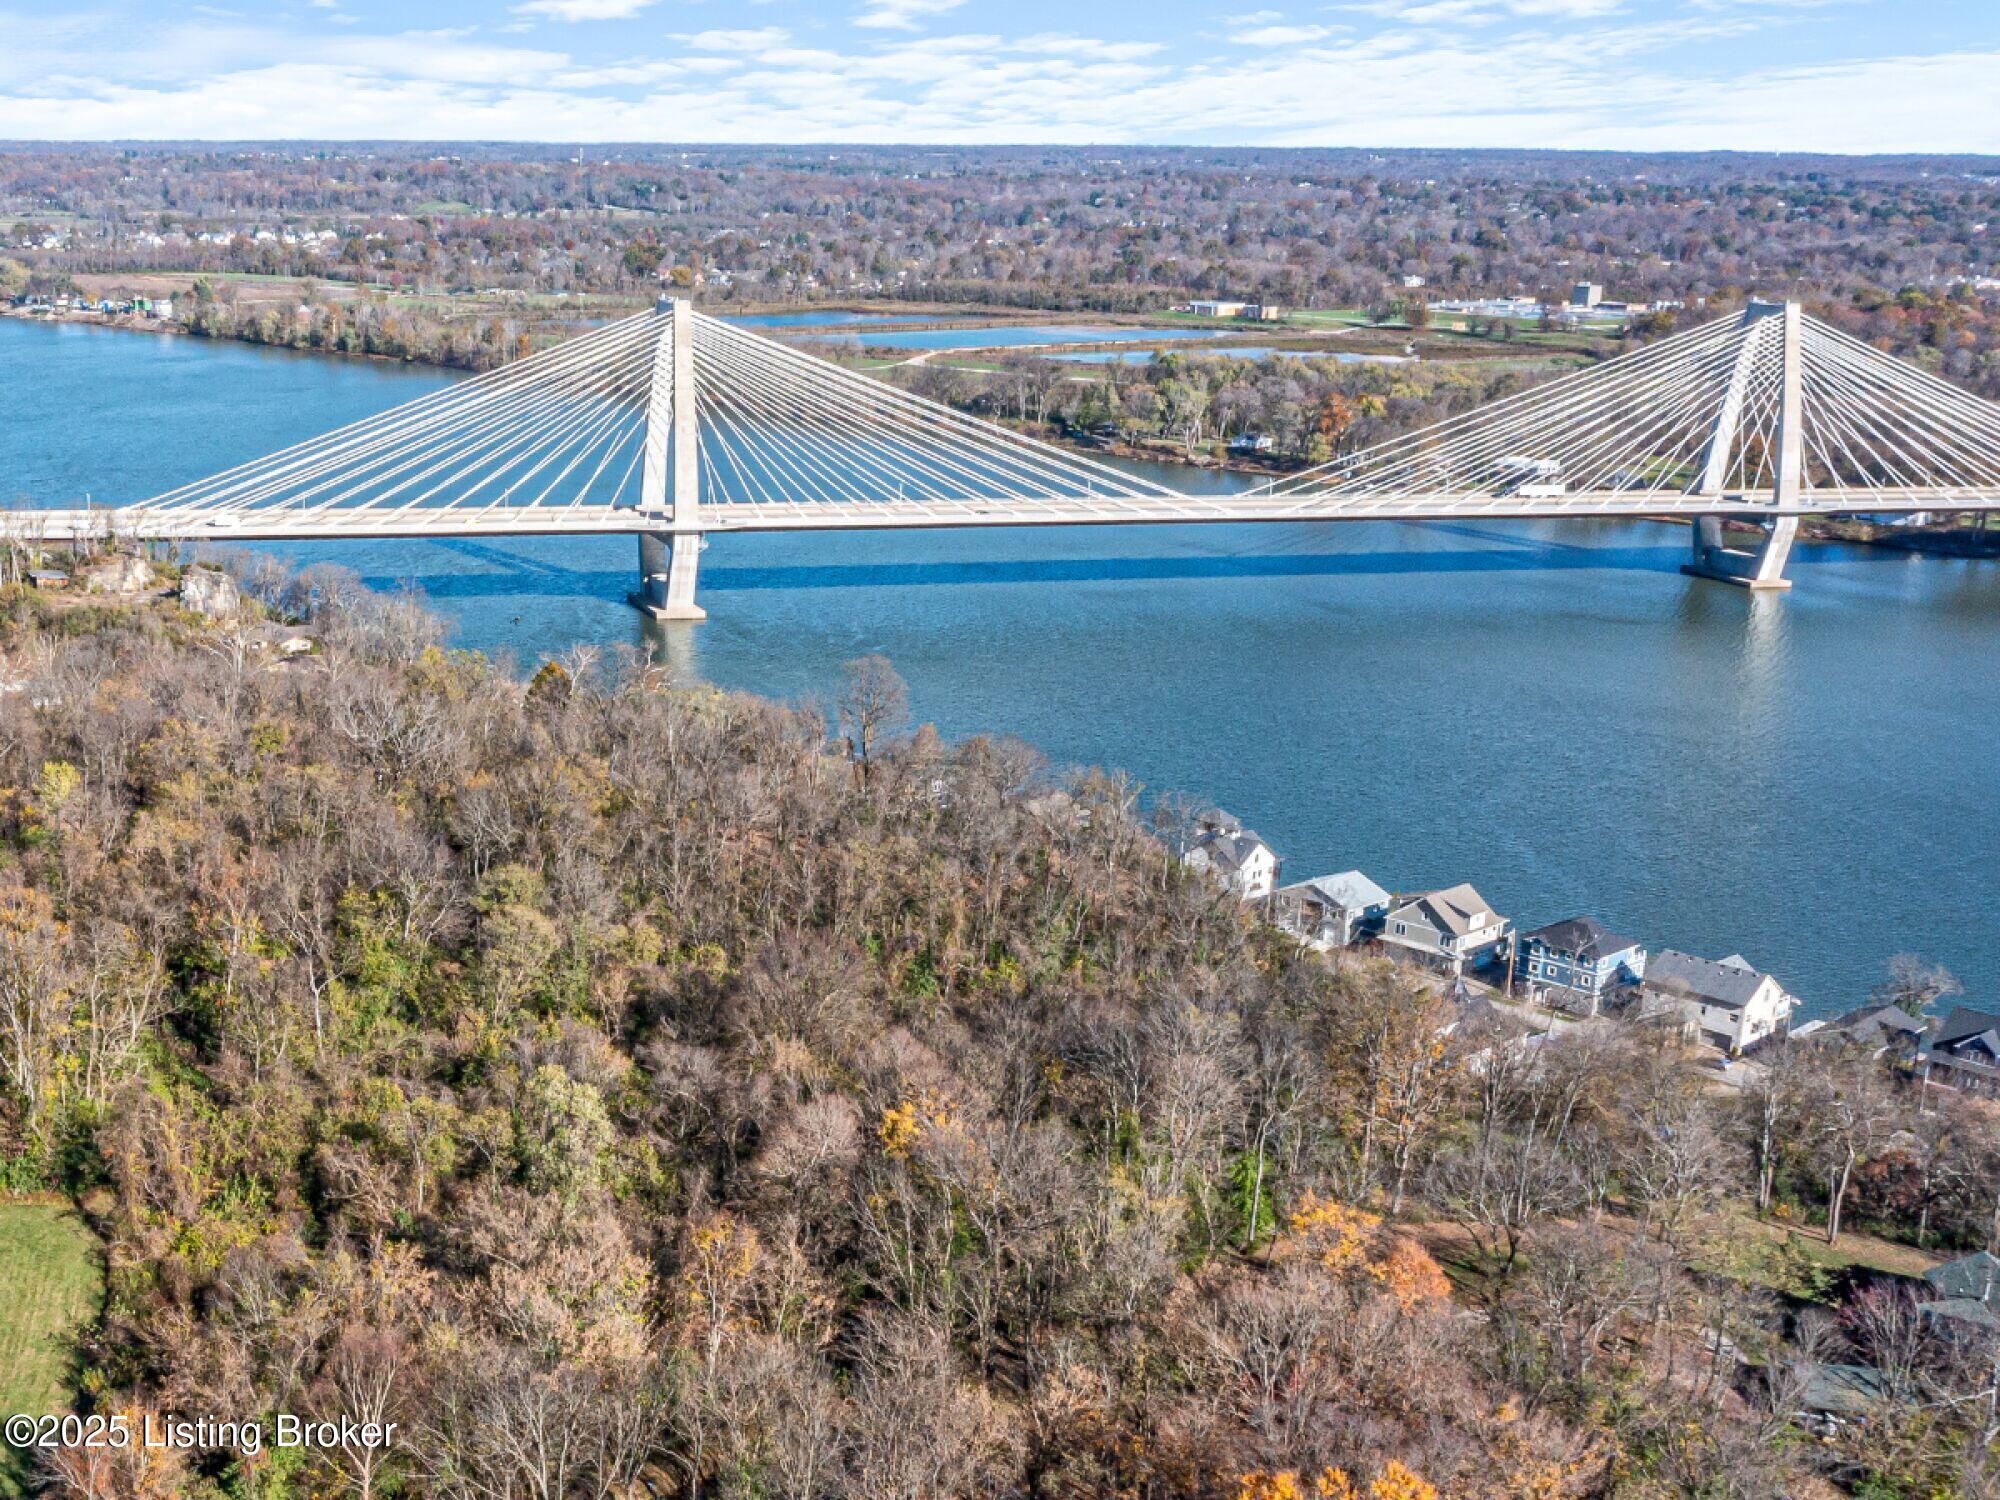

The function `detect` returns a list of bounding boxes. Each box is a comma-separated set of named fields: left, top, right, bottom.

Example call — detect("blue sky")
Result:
left=2, top=0, right=1996, bottom=150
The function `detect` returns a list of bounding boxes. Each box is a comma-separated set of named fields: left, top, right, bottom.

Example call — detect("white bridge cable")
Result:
left=1800, top=324, right=2000, bottom=493
left=1263, top=315, right=1747, bottom=503
left=695, top=332, right=1160, bottom=522
left=146, top=312, right=663, bottom=519
left=1802, top=343, right=1976, bottom=495
left=262, top=334, right=660, bottom=526
left=695, top=314, right=1173, bottom=502
left=1267, top=321, right=1749, bottom=512
left=147, top=324, right=659, bottom=525
left=691, top=322, right=1148, bottom=518
left=691, top=315, right=1199, bottom=514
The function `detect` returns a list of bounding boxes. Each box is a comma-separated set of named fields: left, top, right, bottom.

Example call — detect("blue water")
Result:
left=803, top=324, right=1227, bottom=352
left=725, top=311, right=960, bottom=330
left=6, top=316, right=2000, bottom=1017
left=1050, top=346, right=1412, bottom=365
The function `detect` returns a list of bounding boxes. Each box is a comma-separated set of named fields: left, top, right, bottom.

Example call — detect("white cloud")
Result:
left=0, top=4, right=1996, bottom=155
left=678, top=27, right=793, bottom=52
left=853, top=0, right=968, bottom=31
left=1233, top=23, right=1335, bottom=43
left=512, top=0, right=657, bottom=21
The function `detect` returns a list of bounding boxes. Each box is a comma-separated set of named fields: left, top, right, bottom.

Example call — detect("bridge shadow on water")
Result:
left=365, top=532, right=1836, bottom=603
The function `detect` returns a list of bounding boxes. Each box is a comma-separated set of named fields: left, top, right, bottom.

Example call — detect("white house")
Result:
left=1274, top=870, right=1392, bottom=950
left=1379, top=884, right=1510, bottom=976
left=1183, top=809, right=1280, bottom=902
left=1639, top=950, right=1797, bottom=1055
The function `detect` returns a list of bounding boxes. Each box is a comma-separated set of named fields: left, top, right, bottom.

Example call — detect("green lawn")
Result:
left=0, top=1203, right=100, bottom=1412
left=0, top=1202, right=102, bottom=1492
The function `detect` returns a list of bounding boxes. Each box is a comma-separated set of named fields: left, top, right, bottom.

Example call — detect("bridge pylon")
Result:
left=1681, top=299, right=1802, bottom=589
left=628, top=295, right=706, bottom=621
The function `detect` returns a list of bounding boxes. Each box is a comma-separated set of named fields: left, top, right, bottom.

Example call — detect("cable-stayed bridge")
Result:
left=24, top=296, right=2000, bottom=617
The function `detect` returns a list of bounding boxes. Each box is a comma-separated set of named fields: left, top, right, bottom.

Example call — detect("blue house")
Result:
left=1516, top=916, right=1645, bottom=1015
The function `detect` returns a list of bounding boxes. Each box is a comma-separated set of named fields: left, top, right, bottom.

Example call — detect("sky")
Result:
left=1, top=0, right=1997, bottom=153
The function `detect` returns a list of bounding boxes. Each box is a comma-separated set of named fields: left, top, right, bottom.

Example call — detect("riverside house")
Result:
left=1514, top=916, right=1646, bottom=1015
left=1639, top=950, right=1798, bottom=1055
left=1380, top=884, right=1510, bottom=978
left=1273, top=870, right=1392, bottom=950
left=1919, top=1006, right=2000, bottom=1094
left=1182, top=808, right=1280, bottom=902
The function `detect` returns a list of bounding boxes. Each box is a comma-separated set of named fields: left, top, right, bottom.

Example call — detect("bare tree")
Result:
left=837, top=654, right=908, bottom=783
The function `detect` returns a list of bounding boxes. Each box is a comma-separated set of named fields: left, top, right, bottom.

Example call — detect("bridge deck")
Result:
left=19, top=487, right=1999, bottom=542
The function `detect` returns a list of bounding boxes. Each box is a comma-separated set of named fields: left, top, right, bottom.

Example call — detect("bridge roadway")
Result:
left=20, top=485, right=2000, bottom=543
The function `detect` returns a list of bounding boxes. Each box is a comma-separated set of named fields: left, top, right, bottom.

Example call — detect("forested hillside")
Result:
left=0, top=577, right=1995, bottom=1499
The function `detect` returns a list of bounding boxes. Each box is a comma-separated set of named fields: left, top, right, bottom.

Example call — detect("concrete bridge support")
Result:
left=1680, top=299, right=1803, bottom=591
left=1682, top=514, right=1798, bottom=589
left=629, top=295, right=706, bottom=620
left=631, top=530, right=706, bottom=620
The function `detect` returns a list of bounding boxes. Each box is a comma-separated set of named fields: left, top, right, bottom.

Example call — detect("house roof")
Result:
left=1796, top=1363, right=1890, bottom=1416
left=1192, top=826, right=1273, bottom=875
left=1933, top=1006, right=2000, bottom=1052
left=1826, top=1003, right=1926, bottom=1045
left=1279, top=870, right=1391, bottom=912
left=1921, top=1297, right=2000, bottom=1333
left=1521, top=915, right=1640, bottom=962
left=1644, top=950, right=1777, bottom=1012
left=1395, top=883, right=1501, bottom=938
left=1924, top=1250, right=2000, bottom=1304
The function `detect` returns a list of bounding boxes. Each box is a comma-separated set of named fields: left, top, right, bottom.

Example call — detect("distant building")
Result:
left=1274, top=870, right=1392, bottom=950
left=1228, top=432, right=1275, bottom=454
left=1920, top=1006, right=2000, bottom=1094
left=1186, top=299, right=1284, bottom=321
left=1639, top=950, right=1797, bottom=1054
left=154, top=298, right=175, bottom=321
left=1380, top=884, right=1509, bottom=977
left=1571, top=282, right=1603, bottom=308
left=26, top=569, right=69, bottom=590
left=1515, top=917, right=1645, bottom=1015
left=1182, top=808, right=1280, bottom=901
left=1401, top=274, right=1426, bottom=288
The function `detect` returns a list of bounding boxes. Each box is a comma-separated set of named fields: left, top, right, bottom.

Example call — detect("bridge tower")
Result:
left=629, top=296, right=706, bottom=620
left=1683, top=299, right=1803, bottom=589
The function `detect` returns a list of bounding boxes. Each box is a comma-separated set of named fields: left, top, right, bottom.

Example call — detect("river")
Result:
left=6, top=315, right=1998, bottom=1017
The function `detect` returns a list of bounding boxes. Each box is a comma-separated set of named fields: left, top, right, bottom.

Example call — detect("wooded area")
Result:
left=0, top=573, right=1996, bottom=1497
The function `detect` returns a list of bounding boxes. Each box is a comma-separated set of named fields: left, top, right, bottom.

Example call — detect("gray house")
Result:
left=1821, top=1002, right=1927, bottom=1062
left=1380, top=883, right=1510, bottom=977
left=1273, top=870, right=1392, bottom=950
left=1920, top=1006, right=2000, bottom=1094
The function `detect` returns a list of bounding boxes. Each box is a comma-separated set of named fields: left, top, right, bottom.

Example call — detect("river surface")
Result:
left=6, top=315, right=1999, bottom=1017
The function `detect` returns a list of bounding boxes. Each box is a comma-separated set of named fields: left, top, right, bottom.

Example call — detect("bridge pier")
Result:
left=629, top=530, right=706, bottom=620
left=1681, top=515, right=1797, bottom=589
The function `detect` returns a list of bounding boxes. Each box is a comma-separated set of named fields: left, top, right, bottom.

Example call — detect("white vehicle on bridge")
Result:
left=1491, top=455, right=1568, bottom=498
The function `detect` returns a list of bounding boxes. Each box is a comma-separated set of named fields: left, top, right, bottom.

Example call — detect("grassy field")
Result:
left=0, top=1203, right=100, bottom=1496
left=0, top=1202, right=101, bottom=1414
